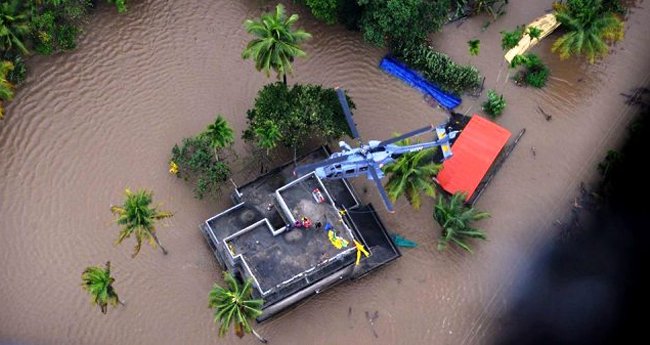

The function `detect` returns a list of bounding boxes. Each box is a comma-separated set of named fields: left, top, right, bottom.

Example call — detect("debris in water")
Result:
left=531, top=146, right=536, bottom=158
left=537, top=106, right=552, bottom=121
left=365, top=311, right=379, bottom=338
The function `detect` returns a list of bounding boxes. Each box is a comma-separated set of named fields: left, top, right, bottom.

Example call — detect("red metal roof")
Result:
left=438, top=115, right=511, bottom=200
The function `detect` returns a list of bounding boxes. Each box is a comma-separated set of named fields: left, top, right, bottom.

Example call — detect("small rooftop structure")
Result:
left=201, top=147, right=400, bottom=321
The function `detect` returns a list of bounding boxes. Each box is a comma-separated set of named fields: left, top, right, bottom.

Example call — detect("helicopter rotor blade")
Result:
left=336, top=88, right=360, bottom=140
left=294, top=155, right=349, bottom=176
left=368, top=164, right=395, bottom=213
left=378, top=124, right=435, bottom=146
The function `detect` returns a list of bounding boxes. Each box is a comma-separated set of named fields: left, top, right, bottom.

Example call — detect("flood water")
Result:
left=1, top=1, right=649, bottom=344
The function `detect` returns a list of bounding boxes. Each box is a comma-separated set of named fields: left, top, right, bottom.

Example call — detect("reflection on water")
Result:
left=1, top=1, right=649, bottom=344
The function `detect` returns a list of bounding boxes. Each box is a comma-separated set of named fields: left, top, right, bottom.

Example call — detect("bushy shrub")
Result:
left=303, top=0, right=340, bottom=24
left=243, top=82, right=353, bottom=151
left=482, top=89, right=506, bottom=118
left=170, top=136, right=231, bottom=199
left=500, top=25, right=524, bottom=50
left=391, top=41, right=482, bottom=95
left=511, top=53, right=550, bottom=88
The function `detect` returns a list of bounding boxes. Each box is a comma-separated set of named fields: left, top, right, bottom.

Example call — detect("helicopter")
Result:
left=294, top=88, right=459, bottom=213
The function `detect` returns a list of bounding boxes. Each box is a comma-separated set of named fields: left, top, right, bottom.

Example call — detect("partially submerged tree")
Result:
left=500, top=25, right=525, bottom=50
left=552, top=0, right=624, bottom=63
left=170, top=136, right=231, bottom=199
left=434, top=192, right=489, bottom=253
left=110, top=189, right=173, bottom=257
left=382, top=138, right=441, bottom=209
left=242, top=4, right=311, bottom=84
left=209, top=272, right=267, bottom=343
left=468, top=39, right=481, bottom=56
left=482, top=89, right=506, bottom=118
left=243, top=82, right=352, bottom=154
left=358, top=0, right=448, bottom=47
left=200, top=115, right=234, bottom=161
left=81, top=261, right=124, bottom=314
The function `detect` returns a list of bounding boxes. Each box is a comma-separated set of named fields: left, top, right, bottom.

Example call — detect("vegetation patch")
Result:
left=434, top=192, right=489, bottom=253
left=510, top=53, right=550, bottom=88
left=391, top=41, right=482, bottom=95
left=243, top=82, right=353, bottom=152
left=500, top=25, right=525, bottom=50
left=482, top=89, right=506, bottom=118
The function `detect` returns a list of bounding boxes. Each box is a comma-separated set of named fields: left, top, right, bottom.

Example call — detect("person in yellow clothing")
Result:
left=354, top=240, right=369, bottom=265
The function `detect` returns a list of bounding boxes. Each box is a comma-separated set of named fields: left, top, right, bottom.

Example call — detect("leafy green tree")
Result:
left=209, top=272, right=267, bottom=343
left=110, top=189, right=173, bottom=257
left=243, top=82, right=352, bottom=152
left=255, top=121, right=282, bottom=155
left=81, top=261, right=124, bottom=314
left=0, top=0, right=31, bottom=55
left=304, top=0, right=340, bottom=24
left=526, top=26, right=543, bottom=40
left=482, top=89, right=506, bottom=117
left=170, top=136, right=231, bottom=199
left=0, top=60, right=14, bottom=119
left=434, top=192, right=489, bottom=253
left=468, top=39, right=480, bottom=56
left=200, top=115, right=234, bottom=161
left=552, top=0, right=624, bottom=63
left=242, top=4, right=311, bottom=84
left=382, top=138, right=441, bottom=209
left=500, top=25, right=524, bottom=50
left=358, top=0, right=449, bottom=47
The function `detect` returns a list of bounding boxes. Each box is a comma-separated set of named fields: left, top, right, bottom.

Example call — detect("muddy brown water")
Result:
left=1, top=1, right=649, bottom=344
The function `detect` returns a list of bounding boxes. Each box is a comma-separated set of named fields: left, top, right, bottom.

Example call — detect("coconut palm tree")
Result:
left=242, top=4, right=312, bottom=84
left=382, top=138, right=441, bottom=209
left=0, top=0, right=30, bottom=55
left=209, top=272, right=267, bottom=343
left=201, top=115, right=234, bottom=161
left=552, top=0, right=624, bottom=63
left=110, top=188, right=173, bottom=258
left=433, top=192, right=490, bottom=253
left=81, top=261, right=124, bottom=314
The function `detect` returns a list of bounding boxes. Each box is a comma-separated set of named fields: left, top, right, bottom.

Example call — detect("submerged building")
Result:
left=200, top=147, right=401, bottom=321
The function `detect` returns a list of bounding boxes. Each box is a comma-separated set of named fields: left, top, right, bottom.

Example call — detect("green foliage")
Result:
left=552, top=0, right=624, bottom=63
left=170, top=136, right=232, bottom=199
left=451, top=0, right=509, bottom=19
left=510, top=53, right=550, bottom=88
left=601, top=0, right=626, bottom=15
left=81, top=261, right=121, bottom=314
left=0, top=0, right=31, bottom=55
left=0, top=60, right=15, bottom=119
left=110, top=188, right=173, bottom=257
left=4, top=53, right=25, bottom=85
left=106, top=0, right=128, bottom=13
left=357, top=0, right=449, bottom=47
left=500, top=25, right=524, bottom=50
left=482, top=89, right=506, bottom=117
left=209, top=272, right=265, bottom=342
left=391, top=41, right=482, bottom=95
left=304, top=0, right=340, bottom=24
left=382, top=137, right=441, bottom=209
left=243, top=82, right=353, bottom=151
left=468, top=39, right=480, bottom=56
left=434, top=192, right=489, bottom=253
left=242, top=4, right=311, bottom=81
left=200, top=115, right=234, bottom=160
left=527, top=26, right=543, bottom=40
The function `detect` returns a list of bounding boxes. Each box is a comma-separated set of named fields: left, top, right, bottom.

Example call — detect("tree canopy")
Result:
left=243, top=82, right=353, bottom=151
left=358, top=0, right=450, bottom=47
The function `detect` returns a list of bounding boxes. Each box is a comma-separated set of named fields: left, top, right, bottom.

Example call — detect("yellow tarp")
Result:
left=504, top=13, right=560, bottom=63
